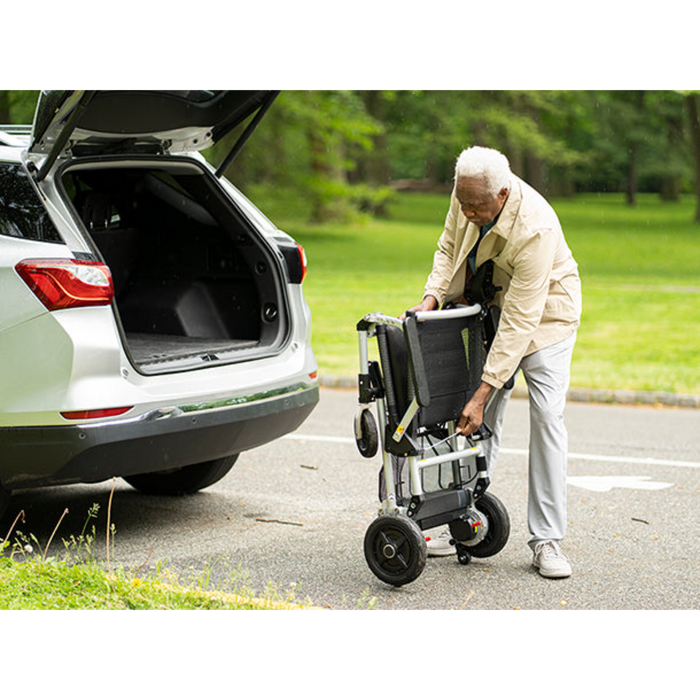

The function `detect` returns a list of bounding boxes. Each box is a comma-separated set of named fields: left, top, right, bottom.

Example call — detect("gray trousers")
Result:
left=481, top=332, right=576, bottom=550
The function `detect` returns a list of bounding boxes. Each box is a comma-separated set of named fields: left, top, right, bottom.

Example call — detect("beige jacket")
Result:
left=423, top=175, right=582, bottom=389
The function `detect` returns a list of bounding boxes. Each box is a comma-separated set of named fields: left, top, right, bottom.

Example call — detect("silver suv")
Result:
left=0, top=90, right=318, bottom=520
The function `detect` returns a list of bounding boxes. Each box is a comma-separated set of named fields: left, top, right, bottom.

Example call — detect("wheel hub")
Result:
left=382, top=542, right=397, bottom=559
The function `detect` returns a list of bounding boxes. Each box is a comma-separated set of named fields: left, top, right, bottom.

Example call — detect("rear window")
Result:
left=100, top=87, right=223, bottom=103
left=0, top=163, right=62, bottom=242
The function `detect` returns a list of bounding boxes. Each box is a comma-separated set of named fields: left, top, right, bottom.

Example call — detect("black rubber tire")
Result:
left=124, top=454, right=239, bottom=496
left=364, top=515, right=427, bottom=587
left=0, top=484, right=9, bottom=522
left=457, top=492, right=510, bottom=559
left=355, top=409, right=379, bottom=458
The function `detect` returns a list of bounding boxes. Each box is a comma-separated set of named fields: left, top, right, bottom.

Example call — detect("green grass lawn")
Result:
left=250, top=188, right=700, bottom=395
left=0, top=557, right=312, bottom=609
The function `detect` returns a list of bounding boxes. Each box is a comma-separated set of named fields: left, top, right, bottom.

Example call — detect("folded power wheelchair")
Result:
left=355, top=304, right=510, bottom=587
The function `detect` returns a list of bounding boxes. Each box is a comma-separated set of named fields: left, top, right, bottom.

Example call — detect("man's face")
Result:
left=456, top=176, right=509, bottom=227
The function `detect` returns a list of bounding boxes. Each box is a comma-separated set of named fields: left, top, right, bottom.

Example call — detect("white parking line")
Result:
left=566, top=476, right=674, bottom=492
left=498, top=447, right=700, bottom=470
left=284, top=434, right=700, bottom=469
left=286, top=434, right=355, bottom=445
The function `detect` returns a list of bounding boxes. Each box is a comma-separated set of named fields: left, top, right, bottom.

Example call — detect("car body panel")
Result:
left=29, top=90, right=278, bottom=178
left=0, top=91, right=318, bottom=503
left=1, top=382, right=319, bottom=488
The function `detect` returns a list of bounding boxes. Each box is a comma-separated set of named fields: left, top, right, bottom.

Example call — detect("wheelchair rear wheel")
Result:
left=364, top=515, right=427, bottom=587
left=454, top=492, right=510, bottom=559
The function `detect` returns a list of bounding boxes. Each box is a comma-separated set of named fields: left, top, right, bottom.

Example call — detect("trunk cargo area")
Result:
left=62, top=160, right=287, bottom=374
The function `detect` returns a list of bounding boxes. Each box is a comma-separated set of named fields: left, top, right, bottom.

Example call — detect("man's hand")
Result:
left=399, top=295, right=438, bottom=321
left=456, top=381, right=494, bottom=436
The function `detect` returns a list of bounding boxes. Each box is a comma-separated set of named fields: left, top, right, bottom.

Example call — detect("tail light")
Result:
left=61, top=406, right=133, bottom=421
left=296, top=243, right=307, bottom=283
left=278, top=241, right=307, bottom=284
left=15, top=259, right=114, bottom=311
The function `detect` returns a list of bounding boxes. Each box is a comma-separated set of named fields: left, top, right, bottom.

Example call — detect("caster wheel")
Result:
left=364, top=515, right=427, bottom=587
left=460, top=492, right=510, bottom=559
left=354, top=408, right=379, bottom=458
left=456, top=545, right=472, bottom=566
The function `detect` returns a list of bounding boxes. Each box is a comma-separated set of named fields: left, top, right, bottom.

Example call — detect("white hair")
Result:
left=455, top=146, right=512, bottom=196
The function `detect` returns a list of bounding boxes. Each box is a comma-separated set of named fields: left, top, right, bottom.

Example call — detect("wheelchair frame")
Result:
left=355, top=305, right=510, bottom=586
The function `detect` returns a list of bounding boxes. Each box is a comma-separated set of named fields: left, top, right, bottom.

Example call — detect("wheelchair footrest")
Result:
left=407, top=489, right=471, bottom=531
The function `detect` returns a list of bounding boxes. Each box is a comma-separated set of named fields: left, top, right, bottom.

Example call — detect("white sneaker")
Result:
left=532, top=540, right=572, bottom=578
left=425, top=528, right=456, bottom=557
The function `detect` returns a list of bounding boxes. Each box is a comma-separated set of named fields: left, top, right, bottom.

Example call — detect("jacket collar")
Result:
left=490, top=175, right=522, bottom=241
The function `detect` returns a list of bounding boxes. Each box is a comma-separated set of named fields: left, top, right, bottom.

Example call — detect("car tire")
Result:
left=0, top=484, right=9, bottom=522
left=124, top=454, right=239, bottom=496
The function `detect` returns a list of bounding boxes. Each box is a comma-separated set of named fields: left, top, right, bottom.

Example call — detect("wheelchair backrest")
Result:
left=405, top=308, right=485, bottom=427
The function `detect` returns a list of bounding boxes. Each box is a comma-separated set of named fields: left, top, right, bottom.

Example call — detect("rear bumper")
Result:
left=0, top=383, right=318, bottom=490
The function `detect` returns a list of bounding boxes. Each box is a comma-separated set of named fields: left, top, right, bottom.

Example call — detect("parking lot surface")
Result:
left=7, top=387, right=699, bottom=612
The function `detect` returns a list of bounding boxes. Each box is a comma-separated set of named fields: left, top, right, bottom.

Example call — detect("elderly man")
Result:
left=406, top=146, right=582, bottom=578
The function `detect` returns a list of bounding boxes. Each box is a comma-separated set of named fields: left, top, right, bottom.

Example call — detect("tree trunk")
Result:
left=0, top=91, right=10, bottom=123
left=358, top=91, right=390, bottom=185
left=625, top=90, right=645, bottom=206
left=685, top=93, right=700, bottom=223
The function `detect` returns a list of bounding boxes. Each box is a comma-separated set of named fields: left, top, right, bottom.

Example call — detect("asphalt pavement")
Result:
left=6, top=387, right=699, bottom=612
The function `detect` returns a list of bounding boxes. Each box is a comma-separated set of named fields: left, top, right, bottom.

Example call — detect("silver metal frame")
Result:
left=357, top=307, right=486, bottom=518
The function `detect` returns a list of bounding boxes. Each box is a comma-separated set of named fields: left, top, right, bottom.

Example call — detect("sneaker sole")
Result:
left=533, top=563, right=572, bottom=578
left=427, top=549, right=456, bottom=558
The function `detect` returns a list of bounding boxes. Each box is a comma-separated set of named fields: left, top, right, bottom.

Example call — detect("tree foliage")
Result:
left=4, top=90, right=700, bottom=222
